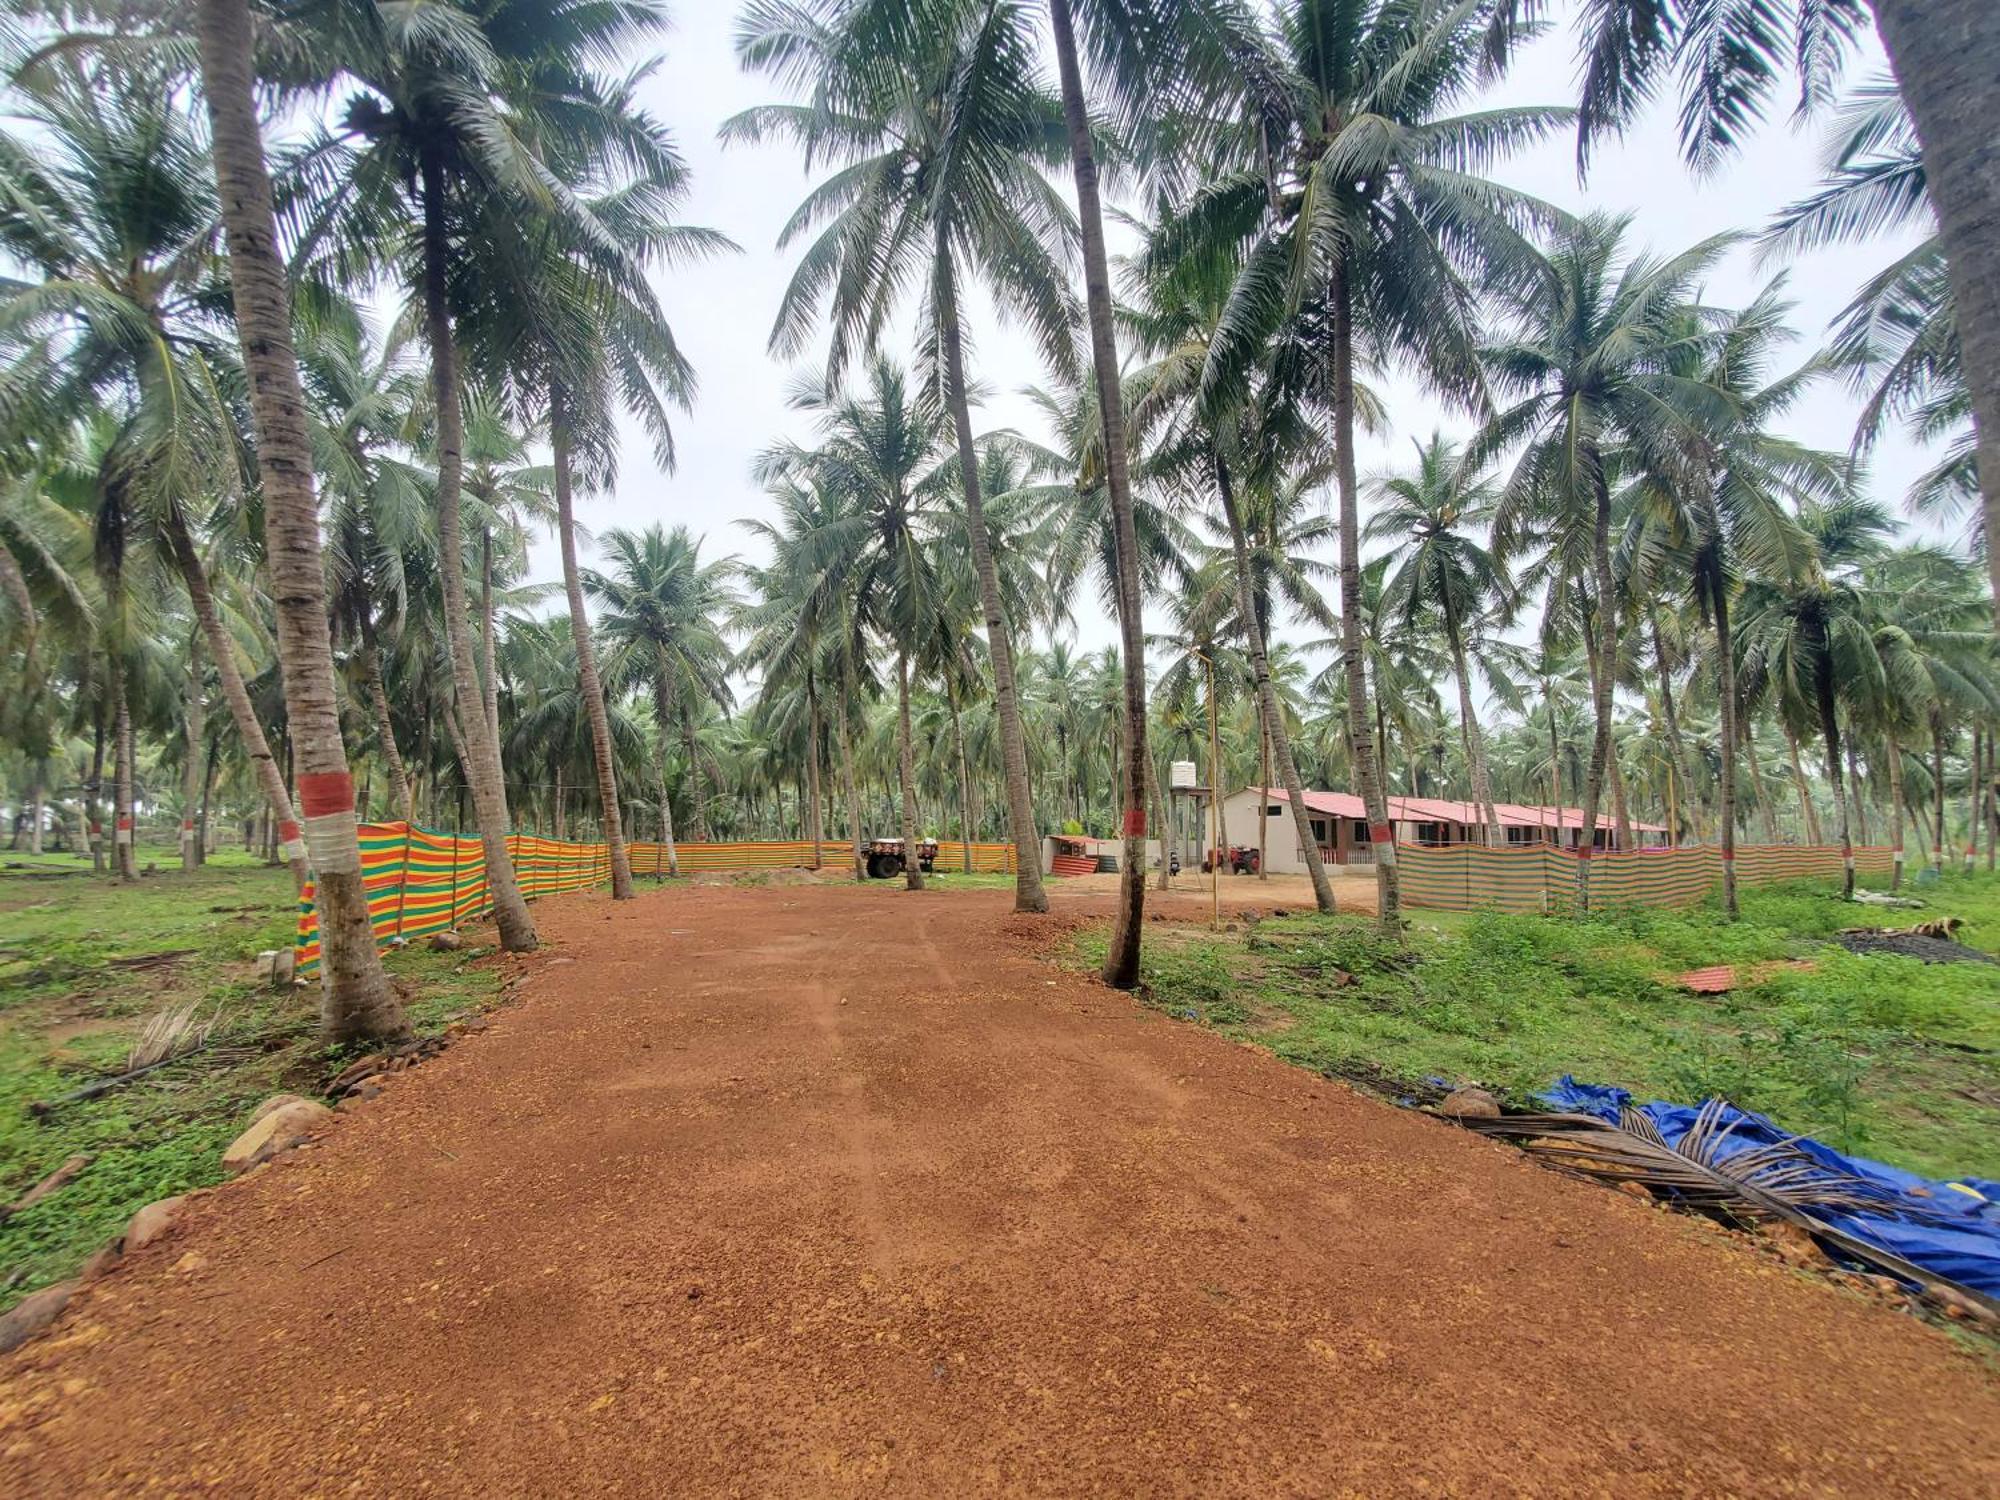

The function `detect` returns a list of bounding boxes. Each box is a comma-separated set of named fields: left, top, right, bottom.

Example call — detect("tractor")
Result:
left=1201, top=844, right=1261, bottom=875
left=862, top=836, right=939, bottom=879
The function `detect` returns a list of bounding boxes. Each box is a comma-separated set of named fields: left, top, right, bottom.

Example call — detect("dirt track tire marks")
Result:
left=1, top=881, right=1996, bottom=1496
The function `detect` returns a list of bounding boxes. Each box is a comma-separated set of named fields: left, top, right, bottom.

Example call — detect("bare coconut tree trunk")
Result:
left=809, top=671, right=826, bottom=870
left=1809, top=640, right=1855, bottom=899
left=1931, top=712, right=1948, bottom=876
left=549, top=388, right=633, bottom=899
left=937, top=276, right=1048, bottom=911
left=1887, top=732, right=1907, bottom=888
left=1050, top=0, right=1148, bottom=982
left=181, top=632, right=204, bottom=872
left=1575, top=479, right=1618, bottom=905
left=1712, top=593, right=1740, bottom=914
left=1216, top=452, right=1334, bottom=911
left=1330, top=265, right=1400, bottom=928
left=414, top=144, right=536, bottom=952
left=86, top=716, right=104, bottom=872
left=1784, top=726, right=1822, bottom=844
left=163, top=501, right=310, bottom=890
left=1743, top=720, right=1781, bottom=845
left=836, top=662, right=866, bottom=883
left=111, top=662, right=135, bottom=881
left=1651, top=613, right=1703, bottom=840
left=362, top=636, right=411, bottom=821
left=1869, top=0, right=2000, bottom=630
left=194, top=0, right=406, bottom=1040
left=895, top=648, right=924, bottom=891
left=947, top=677, right=971, bottom=874
left=1443, top=593, right=1502, bottom=846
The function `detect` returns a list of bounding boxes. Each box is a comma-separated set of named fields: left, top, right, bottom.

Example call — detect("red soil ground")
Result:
left=3, top=879, right=1996, bottom=1495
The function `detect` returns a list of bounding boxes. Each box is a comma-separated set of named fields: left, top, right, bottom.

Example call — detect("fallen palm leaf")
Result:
left=127, top=999, right=221, bottom=1072
left=1460, top=1101, right=2000, bottom=1318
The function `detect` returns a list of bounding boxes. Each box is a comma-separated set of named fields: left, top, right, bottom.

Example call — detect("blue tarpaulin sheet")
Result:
left=1538, top=1076, right=2000, bottom=1297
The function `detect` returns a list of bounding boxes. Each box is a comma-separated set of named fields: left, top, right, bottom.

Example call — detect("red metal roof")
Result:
left=1248, top=788, right=1666, bottom=834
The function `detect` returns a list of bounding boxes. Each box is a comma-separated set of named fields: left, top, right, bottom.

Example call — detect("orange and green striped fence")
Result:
left=1396, top=842, right=1898, bottom=915
left=296, top=824, right=1018, bottom=974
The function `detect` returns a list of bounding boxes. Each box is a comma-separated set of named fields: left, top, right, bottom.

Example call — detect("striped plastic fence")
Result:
left=296, top=825, right=1018, bottom=974
left=1396, top=842, right=1897, bottom=915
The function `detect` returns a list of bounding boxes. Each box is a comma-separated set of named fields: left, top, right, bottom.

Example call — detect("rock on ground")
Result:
left=221, top=1100, right=332, bottom=1176
left=0, top=1283, right=75, bottom=1354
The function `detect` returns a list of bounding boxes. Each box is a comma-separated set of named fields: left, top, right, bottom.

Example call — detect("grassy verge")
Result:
left=1070, top=871, right=2000, bottom=1184
left=0, top=854, right=501, bottom=1311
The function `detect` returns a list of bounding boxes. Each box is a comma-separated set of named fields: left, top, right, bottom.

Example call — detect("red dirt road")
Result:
left=4, top=881, right=1997, bottom=1495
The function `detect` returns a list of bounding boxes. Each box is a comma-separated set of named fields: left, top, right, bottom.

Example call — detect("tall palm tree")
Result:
left=191, top=0, right=404, bottom=1040
left=1160, top=0, right=1565, bottom=931
left=1626, top=287, right=1828, bottom=913
left=730, top=0, right=1069, bottom=916
left=1478, top=215, right=1732, bottom=901
left=1560, top=0, right=2000, bottom=631
left=759, top=360, right=951, bottom=890
left=455, top=54, right=733, bottom=901
left=288, top=0, right=664, bottom=950
left=587, top=524, right=738, bottom=870
left=1125, top=251, right=1338, bottom=910
left=1368, top=435, right=1512, bottom=842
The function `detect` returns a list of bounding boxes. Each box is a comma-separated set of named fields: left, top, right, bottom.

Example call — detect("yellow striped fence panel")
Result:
left=1397, top=842, right=1898, bottom=915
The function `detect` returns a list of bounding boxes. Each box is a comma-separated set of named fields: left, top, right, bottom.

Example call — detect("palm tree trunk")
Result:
left=1443, top=596, right=1502, bottom=846
left=1931, top=712, right=1948, bottom=876
left=1257, top=723, right=1270, bottom=879
left=1986, top=729, right=1997, bottom=871
left=680, top=702, right=706, bottom=842
left=111, top=650, right=134, bottom=879
left=1869, top=0, right=2000, bottom=630
left=1576, top=484, right=1618, bottom=903
left=1712, top=596, right=1744, bottom=924
left=1652, top=611, right=1703, bottom=840
left=414, top=143, right=536, bottom=953
left=162, top=500, right=310, bottom=890
left=947, top=678, right=971, bottom=874
left=1848, top=741, right=1871, bottom=848
left=549, top=388, right=633, bottom=900
left=1329, top=264, right=1400, bottom=928
left=197, top=8, right=408, bottom=1032
left=193, top=0, right=406, bottom=1038
left=362, top=638, right=411, bottom=822
left=895, top=648, right=924, bottom=891
left=937, top=277, right=1048, bottom=912
left=1216, top=451, right=1334, bottom=911
left=649, top=654, right=683, bottom=876
left=809, top=672, right=826, bottom=870
left=1784, top=726, right=1822, bottom=844
left=181, top=634, right=204, bottom=873
left=1963, top=727, right=1978, bottom=870
left=86, top=716, right=104, bottom=872
left=1743, top=720, right=1781, bottom=845
left=25, top=771, right=43, bottom=856
left=481, top=529, right=501, bottom=758
left=1810, top=646, right=1855, bottom=898
left=838, top=649, right=866, bottom=882
left=1050, top=0, right=1148, bottom=980
left=1886, top=734, right=1907, bottom=888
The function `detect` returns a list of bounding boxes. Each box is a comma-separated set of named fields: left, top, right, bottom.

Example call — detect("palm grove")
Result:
left=2, top=0, right=1997, bottom=1042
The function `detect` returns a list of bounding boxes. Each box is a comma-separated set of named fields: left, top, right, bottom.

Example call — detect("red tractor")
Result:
left=1201, top=844, right=1261, bottom=875
left=863, top=836, right=939, bottom=880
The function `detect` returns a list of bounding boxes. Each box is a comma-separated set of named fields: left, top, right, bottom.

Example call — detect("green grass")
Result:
left=1072, top=871, right=2000, bottom=1184
left=0, top=853, right=500, bottom=1311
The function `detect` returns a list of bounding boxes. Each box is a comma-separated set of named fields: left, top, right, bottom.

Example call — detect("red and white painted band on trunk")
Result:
left=1368, top=822, right=1394, bottom=845
left=116, top=816, right=132, bottom=830
left=296, top=772, right=354, bottom=817
left=1122, top=807, right=1146, bottom=836
left=1576, top=845, right=1592, bottom=861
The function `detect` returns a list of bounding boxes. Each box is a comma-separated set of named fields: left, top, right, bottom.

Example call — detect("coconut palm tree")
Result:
left=1368, top=434, right=1513, bottom=842
left=587, top=524, right=738, bottom=869
left=188, top=0, right=404, bottom=1038
left=1155, top=0, right=1566, bottom=931
left=1559, top=0, right=2000, bottom=630
left=1478, top=214, right=1734, bottom=902
left=758, top=360, right=951, bottom=889
left=730, top=0, right=1070, bottom=916
left=286, top=0, right=669, bottom=950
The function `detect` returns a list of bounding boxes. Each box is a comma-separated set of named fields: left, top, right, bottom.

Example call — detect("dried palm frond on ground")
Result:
left=126, top=1000, right=222, bottom=1072
left=1460, top=1103, right=2000, bottom=1320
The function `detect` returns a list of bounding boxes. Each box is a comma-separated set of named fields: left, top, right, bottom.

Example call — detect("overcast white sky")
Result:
left=537, top=5, right=1933, bottom=671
